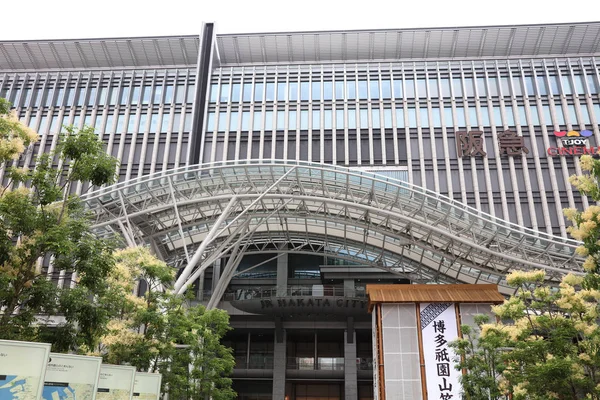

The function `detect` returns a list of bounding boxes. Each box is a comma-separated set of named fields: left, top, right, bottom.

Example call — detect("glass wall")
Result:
left=202, top=57, right=598, bottom=236
left=2, top=69, right=196, bottom=186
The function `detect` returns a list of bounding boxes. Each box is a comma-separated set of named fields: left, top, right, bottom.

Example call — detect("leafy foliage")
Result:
left=0, top=98, right=38, bottom=164
left=0, top=99, right=119, bottom=351
left=451, top=154, right=600, bottom=400
left=95, top=247, right=236, bottom=399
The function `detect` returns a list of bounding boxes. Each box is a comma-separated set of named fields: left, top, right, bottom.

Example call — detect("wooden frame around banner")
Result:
left=415, top=303, right=428, bottom=400
left=375, top=304, right=386, bottom=400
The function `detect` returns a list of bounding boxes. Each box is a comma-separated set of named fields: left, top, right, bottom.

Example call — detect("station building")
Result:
left=0, top=21, right=593, bottom=399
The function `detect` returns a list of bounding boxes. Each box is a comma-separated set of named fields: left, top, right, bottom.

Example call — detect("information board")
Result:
left=0, top=339, right=51, bottom=400
left=132, top=372, right=162, bottom=400
left=96, top=365, right=136, bottom=400
left=43, top=353, right=102, bottom=400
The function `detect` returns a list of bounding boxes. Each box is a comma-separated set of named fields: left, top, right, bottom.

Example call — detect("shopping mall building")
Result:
left=0, top=21, right=594, bottom=399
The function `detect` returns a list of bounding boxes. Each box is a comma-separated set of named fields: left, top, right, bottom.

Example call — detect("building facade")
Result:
left=0, top=21, right=595, bottom=399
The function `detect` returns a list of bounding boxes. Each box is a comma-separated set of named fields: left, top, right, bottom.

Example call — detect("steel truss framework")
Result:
left=83, top=160, right=583, bottom=301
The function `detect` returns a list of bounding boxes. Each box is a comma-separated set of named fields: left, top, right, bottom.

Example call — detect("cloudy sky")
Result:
left=2, top=0, right=596, bottom=40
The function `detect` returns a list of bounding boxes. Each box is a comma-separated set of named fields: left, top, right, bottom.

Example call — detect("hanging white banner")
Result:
left=132, top=372, right=162, bottom=400
left=96, top=365, right=136, bottom=400
left=419, top=303, right=461, bottom=400
left=42, top=353, right=102, bottom=400
left=0, top=339, right=51, bottom=400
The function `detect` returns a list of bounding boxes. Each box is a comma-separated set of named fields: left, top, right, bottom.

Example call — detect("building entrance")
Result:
left=292, top=382, right=342, bottom=400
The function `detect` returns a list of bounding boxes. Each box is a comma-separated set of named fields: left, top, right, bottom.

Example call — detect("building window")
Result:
left=335, top=81, right=344, bottom=100
left=324, top=110, right=332, bottom=129
left=289, top=110, right=297, bottom=130
left=289, top=82, right=299, bottom=101
left=393, top=79, right=402, bottom=99
left=369, top=80, right=379, bottom=100
left=231, top=83, right=241, bottom=103
left=346, top=81, right=356, bottom=100
left=407, top=108, right=417, bottom=128
left=220, top=83, right=230, bottom=103
left=396, top=107, right=404, bottom=127
left=383, top=108, right=392, bottom=129
left=277, top=82, right=287, bottom=101
left=266, top=82, right=275, bottom=102
left=419, top=108, right=428, bottom=128
left=243, top=83, right=253, bottom=102
left=479, top=106, right=490, bottom=126
left=359, top=109, right=368, bottom=129
left=218, top=112, right=228, bottom=132
left=429, top=78, right=439, bottom=98
left=336, top=109, right=344, bottom=129
left=210, top=84, right=219, bottom=103
left=241, top=111, right=251, bottom=130
left=300, top=110, right=309, bottom=129
left=358, top=81, right=368, bottom=100
left=276, top=110, right=285, bottom=130
left=372, top=108, right=380, bottom=129
left=229, top=111, right=239, bottom=131
left=312, top=110, right=320, bottom=129
left=405, top=79, right=415, bottom=98
left=164, top=85, right=174, bottom=103
left=312, top=81, right=321, bottom=101
left=323, top=81, right=333, bottom=101
left=554, top=105, right=565, bottom=124
left=348, top=108, right=356, bottom=129
left=153, top=86, right=163, bottom=104
left=252, top=111, right=263, bottom=131
left=265, top=110, right=273, bottom=130
left=254, top=83, right=264, bottom=102
left=301, top=82, right=310, bottom=101
left=206, top=112, right=215, bottom=131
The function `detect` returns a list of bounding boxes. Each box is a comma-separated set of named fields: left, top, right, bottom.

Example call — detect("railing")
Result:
left=235, top=355, right=371, bottom=371
left=286, top=357, right=345, bottom=371
left=224, top=286, right=367, bottom=301
left=234, top=354, right=274, bottom=369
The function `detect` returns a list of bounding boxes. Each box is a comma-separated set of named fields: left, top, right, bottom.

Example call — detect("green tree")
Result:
left=451, top=271, right=600, bottom=399
left=451, top=154, right=600, bottom=400
left=97, top=247, right=236, bottom=400
left=0, top=98, right=120, bottom=352
left=449, top=314, right=506, bottom=399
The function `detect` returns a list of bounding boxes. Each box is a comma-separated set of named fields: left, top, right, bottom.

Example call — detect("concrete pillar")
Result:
left=273, top=329, right=287, bottom=398
left=344, top=279, right=355, bottom=297
left=344, top=328, right=358, bottom=400
left=277, top=253, right=288, bottom=296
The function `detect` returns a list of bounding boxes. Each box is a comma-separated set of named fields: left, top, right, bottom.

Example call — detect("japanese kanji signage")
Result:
left=419, top=303, right=461, bottom=400
left=456, top=131, right=486, bottom=157
left=498, top=130, right=529, bottom=156
left=456, top=130, right=529, bottom=158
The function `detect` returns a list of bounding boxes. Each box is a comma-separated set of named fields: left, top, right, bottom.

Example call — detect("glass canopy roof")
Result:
left=83, top=160, right=583, bottom=297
